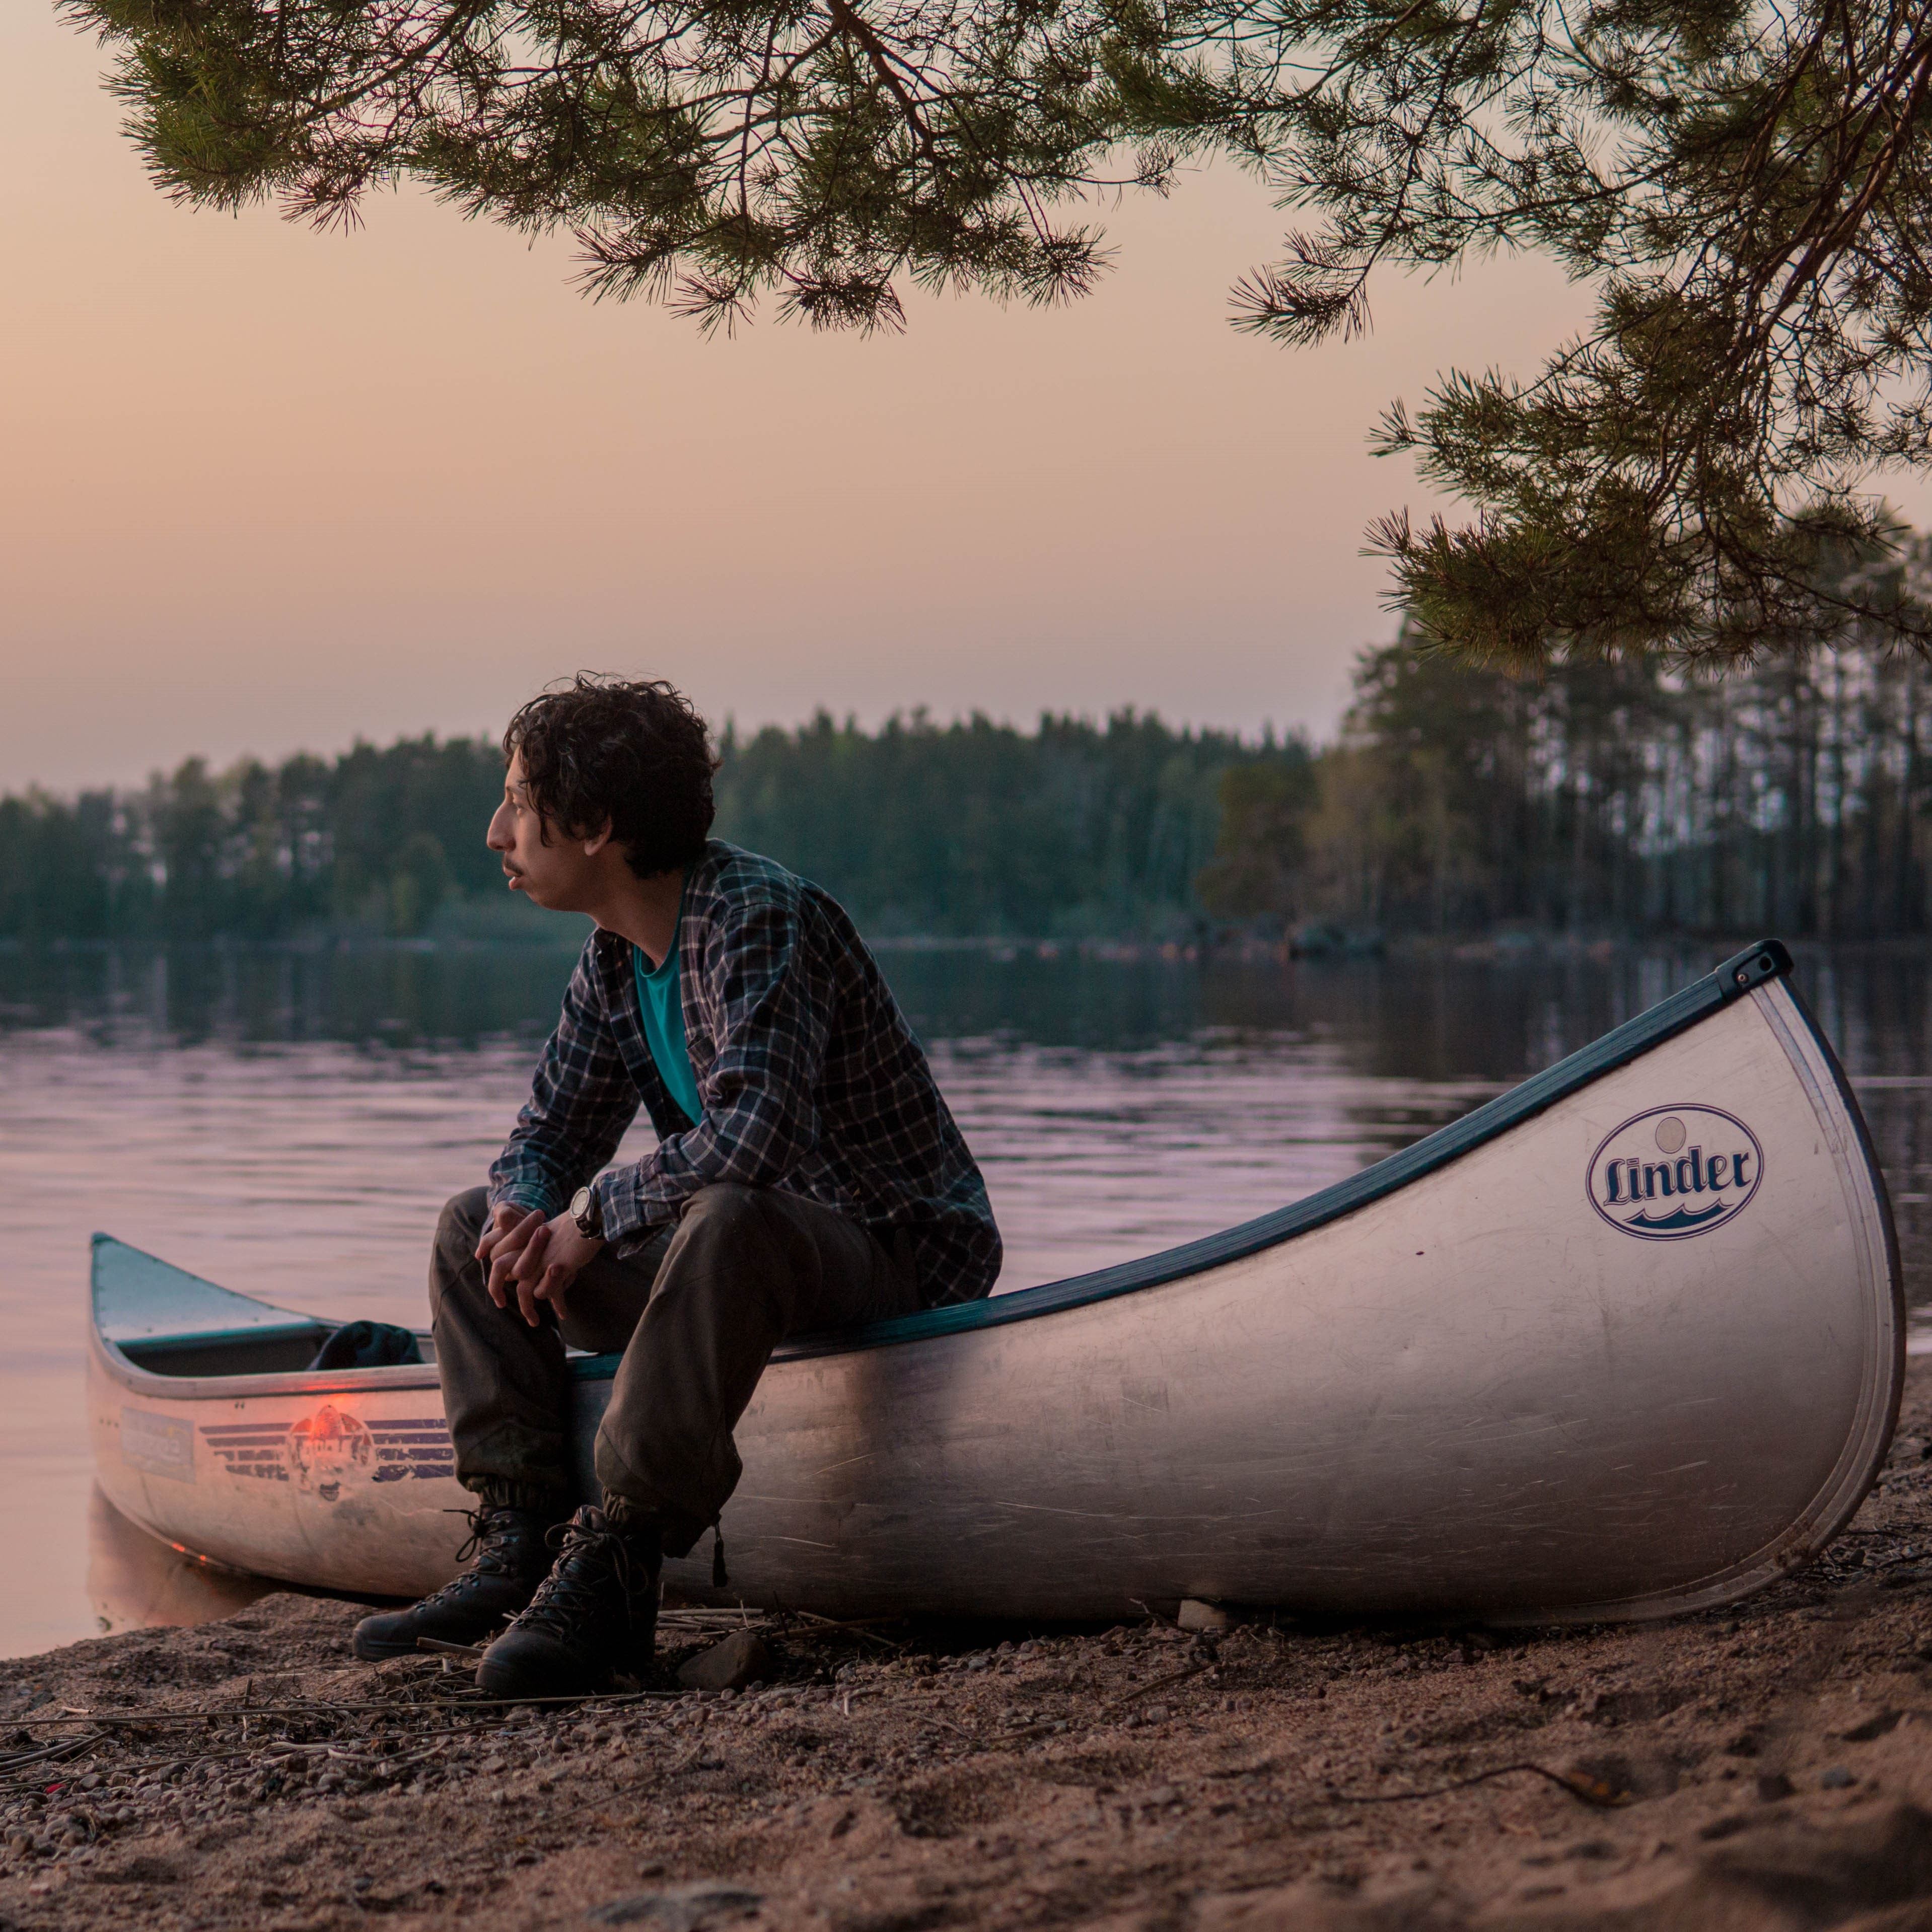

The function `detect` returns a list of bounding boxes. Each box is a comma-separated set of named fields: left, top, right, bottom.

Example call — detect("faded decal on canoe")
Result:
left=200, top=1415, right=455, bottom=1495
left=1587, top=1105, right=1764, bottom=1240
left=121, top=1408, right=194, bottom=1481
left=287, top=1405, right=374, bottom=1500
left=201, top=1420, right=295, bottom=1482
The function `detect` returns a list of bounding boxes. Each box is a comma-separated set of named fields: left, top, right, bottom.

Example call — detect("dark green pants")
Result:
left=429, top=1183, right=923, bottom=1554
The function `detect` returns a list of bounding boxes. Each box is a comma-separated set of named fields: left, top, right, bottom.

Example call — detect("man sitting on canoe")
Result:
left=351, top=675, right=1001, bottom=1694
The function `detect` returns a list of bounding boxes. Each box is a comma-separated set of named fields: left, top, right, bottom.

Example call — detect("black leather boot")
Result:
left=351, top=1504, right=555, bottom=1661
left=475, top=1506, right=661, bottom=1699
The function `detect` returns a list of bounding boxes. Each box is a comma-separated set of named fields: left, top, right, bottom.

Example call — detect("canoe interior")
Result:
left=93, top=1240, right=339, bottom=1377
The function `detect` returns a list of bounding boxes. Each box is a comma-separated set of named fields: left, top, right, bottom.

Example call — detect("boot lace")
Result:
left=408, top=1508, right=532, bottom=1609
left=514, top=1514, right=652, bottom=1646
left=449, top=1506, right=519, bottom=1569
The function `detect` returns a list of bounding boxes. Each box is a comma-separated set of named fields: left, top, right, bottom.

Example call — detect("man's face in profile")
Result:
left=487, top=753, right=600, bottom=912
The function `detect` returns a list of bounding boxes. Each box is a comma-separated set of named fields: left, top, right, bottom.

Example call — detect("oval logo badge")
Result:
left=1586, top=1105, right=1763, bottom=1240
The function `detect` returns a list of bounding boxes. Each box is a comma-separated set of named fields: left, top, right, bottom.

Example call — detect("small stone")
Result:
left=1698, top=1815, right=1754, bottom=1842
left=1841, top=1709, right=1903, bottom=1743
left=677, top=1634, right=775, bottom=1694
left=1567, top=1753, right=1678, bottom=1802
left=1756, top=1772, right=1796, bottom=1803
left=1177, top=1600, right=1233, bottom=1632
left=1820, top=1767, right=1856, bottom=1790
left=586, top=1880, right=762, bottom=1927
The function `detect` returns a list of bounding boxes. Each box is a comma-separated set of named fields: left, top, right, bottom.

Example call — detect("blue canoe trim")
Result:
left=96, top=938, right=1810, bottom=1381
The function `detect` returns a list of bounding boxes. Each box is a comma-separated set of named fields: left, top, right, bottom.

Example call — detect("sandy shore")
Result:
left=10, top=1366, right=1932, bottom=1932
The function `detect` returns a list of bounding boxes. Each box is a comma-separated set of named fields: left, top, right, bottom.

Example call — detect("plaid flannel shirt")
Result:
left=487, top=841, right=1001, bottom=1308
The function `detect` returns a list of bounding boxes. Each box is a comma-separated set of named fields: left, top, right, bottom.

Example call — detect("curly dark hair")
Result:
left=503, top=675, right=719, bottom=878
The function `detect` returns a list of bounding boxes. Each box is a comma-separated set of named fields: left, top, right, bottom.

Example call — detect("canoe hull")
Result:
left=89, top=965, right=1901, bottom=1624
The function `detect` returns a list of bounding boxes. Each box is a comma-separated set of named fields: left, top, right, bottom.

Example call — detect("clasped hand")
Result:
left=475, top=1203, right=603, bottom=1328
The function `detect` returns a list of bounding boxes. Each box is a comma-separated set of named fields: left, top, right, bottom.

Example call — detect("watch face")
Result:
left=571, top=1185, right=599, bottom=1235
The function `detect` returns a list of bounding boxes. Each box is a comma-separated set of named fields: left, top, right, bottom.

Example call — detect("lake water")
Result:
left=7, top=936, right=1932, bottom=1659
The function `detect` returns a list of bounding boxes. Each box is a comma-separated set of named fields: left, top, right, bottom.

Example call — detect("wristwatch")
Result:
left=569, top=1184, right=604, bottom=1241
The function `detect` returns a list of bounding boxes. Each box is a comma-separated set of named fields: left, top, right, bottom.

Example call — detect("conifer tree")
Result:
left=68, top=0, right=1932, bottom=660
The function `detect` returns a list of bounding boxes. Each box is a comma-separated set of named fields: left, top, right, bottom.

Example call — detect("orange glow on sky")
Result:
left=4, top=4, right=1854, bottom=793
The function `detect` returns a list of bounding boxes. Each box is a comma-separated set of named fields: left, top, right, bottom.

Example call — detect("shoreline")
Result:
left=9, top=929, right=1926, bottom=962
left=8, top=1372, right=1932, bottom=1931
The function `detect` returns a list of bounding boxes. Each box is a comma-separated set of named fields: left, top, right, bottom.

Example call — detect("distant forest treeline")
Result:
left=1312, top=631, right=1932, bottom=940
left=0, top=712, right=1306, bottom=943
left=6, top=629, right=1932, bottom=943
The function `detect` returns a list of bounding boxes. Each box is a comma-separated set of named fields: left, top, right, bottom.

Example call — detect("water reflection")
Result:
left=0, top=935, right=1757, bottom=1065
left=88, top=1486, right=274, bottom=1638
left=0, top=941, right=587, bottom=1052
left=8, top=935, right=1932, bottom=1658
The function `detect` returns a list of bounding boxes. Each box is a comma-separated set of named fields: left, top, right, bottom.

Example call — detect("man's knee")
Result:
left=678, top=1183, right=765, bottom=1243
left=667, top=1185, right=792, bottom=1298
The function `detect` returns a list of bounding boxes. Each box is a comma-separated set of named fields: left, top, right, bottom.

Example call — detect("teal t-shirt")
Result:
left=632, top=937, right=703, bottom=1128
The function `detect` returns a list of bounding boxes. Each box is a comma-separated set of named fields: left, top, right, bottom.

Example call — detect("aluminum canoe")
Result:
left=87, top=939, right=1902, bottom=1626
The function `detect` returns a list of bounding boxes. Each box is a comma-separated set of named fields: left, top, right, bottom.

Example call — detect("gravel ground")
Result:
left=11, top=1366, right=1932, bottom=1932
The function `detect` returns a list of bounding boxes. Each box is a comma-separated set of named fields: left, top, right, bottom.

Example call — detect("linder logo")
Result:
left=1586, top=1104, right=1764, bottom=1240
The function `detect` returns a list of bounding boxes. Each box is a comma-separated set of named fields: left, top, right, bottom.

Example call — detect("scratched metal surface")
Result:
left=561, top=983, right=1899, bottom=1623
left=86, top=979, right=1900, bottom=1625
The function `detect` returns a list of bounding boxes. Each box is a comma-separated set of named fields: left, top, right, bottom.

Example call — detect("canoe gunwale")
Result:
left=90, top=1330, right=442, bottom=1405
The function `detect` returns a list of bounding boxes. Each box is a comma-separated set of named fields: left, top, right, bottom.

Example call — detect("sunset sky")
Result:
left=0, top=5, right=1743, bottom=793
